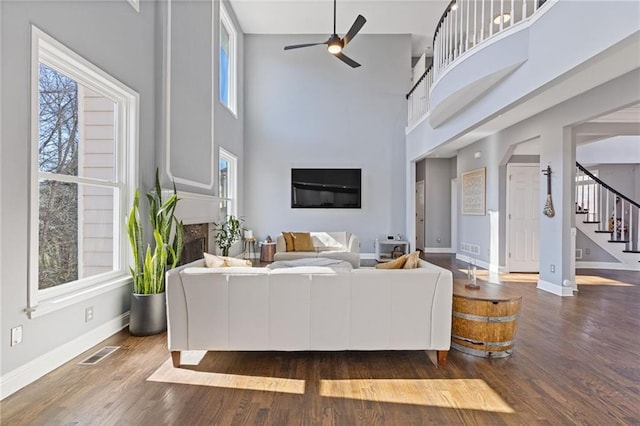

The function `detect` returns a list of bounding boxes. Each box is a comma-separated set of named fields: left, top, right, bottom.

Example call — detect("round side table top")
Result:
left=453, top=279, right=522, bottom=302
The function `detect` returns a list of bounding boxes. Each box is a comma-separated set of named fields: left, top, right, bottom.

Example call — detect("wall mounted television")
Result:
left=291, top=168, right=361, bottom=208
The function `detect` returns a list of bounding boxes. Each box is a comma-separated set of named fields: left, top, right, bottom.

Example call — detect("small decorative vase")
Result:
left=129, top=292, right=167, bottom=336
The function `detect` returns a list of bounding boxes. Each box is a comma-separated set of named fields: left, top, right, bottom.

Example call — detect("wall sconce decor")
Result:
left=542, top=166, right=555, bottom=218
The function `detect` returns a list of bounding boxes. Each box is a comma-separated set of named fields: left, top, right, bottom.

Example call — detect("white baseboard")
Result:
left=576, top=261, right=640, bottom=271
left=0, top=313, right=129, bottom=400
left=425, top=247, right=453, bottom=253
left=537, top=279, right=574, bottom=296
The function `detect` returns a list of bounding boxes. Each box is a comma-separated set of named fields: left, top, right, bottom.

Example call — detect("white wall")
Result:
left=0, top=0, right=244, bottom=397
left=454, top=70, right=639, bottom=294
left=243, top=34, right=411, bottom=253
left=0, top=0, right=157, bottom=381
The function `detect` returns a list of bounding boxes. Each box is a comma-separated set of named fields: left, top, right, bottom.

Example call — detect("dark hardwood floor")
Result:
left=2, top=254, right=639, bottom=425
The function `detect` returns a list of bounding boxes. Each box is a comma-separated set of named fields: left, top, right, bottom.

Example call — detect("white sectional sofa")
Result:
left=273, top=231, right=360, bottom=268
left=166, top=258, right=453, bottom=366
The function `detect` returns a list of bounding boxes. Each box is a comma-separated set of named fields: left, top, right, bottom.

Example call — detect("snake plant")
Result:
left=127, top=169, right=184, bottom=294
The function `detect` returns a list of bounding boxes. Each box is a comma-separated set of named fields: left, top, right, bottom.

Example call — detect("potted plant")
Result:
left=127, top=169, right=184, bottom=336
left=213, top=215, right=243, bottom=256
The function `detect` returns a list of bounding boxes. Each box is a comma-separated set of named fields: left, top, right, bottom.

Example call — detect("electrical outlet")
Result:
left=11, top=325, right=23, bottom=346
left=550, top=264, right=556, bottom=273
left=85, top=306, right=94, bottom=322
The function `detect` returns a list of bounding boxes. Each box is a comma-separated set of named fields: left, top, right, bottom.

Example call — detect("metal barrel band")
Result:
left=452, top=312, right=519, bottom=322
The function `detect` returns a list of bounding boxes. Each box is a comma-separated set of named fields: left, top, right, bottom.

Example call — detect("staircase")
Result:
left=575, top=162, right=640, bottom=269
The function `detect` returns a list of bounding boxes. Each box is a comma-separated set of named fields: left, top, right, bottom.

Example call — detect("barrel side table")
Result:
left=451, top=280, right=522, bottom=358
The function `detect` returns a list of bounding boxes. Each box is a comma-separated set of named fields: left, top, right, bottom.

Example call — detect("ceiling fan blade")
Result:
left=334, top=52, right=361, bottom=68
left=284, top=42, right=327, bottom=51
left=342, top=15, right=366, bottom=47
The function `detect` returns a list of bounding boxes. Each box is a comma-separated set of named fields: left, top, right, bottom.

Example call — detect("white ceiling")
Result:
left=228, top=0, right=450, bottom=56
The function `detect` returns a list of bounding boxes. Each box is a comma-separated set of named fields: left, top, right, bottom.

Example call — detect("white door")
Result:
left=507, top=164, right=540, bottom=272
left=416, top=180, right=425, bottom=251
left=451, top=179, right=457, bottom=254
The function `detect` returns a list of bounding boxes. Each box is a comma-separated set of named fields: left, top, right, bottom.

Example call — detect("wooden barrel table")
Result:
left=451, top=280, right=522, bottom=358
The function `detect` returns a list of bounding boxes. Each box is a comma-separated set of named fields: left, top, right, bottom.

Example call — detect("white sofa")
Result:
left=166, top=258, right=453, bottom=367
left=273, top=231, right=360, bottom=268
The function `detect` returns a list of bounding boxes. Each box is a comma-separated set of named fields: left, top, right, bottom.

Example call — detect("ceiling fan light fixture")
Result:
left=327, top=35, right=343, bottom=54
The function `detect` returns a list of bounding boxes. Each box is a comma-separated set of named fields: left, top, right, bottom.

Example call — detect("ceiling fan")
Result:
left=283, top=0, right=366, bottom=68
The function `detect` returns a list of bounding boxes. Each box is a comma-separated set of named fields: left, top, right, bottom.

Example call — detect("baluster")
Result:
left=534, top=0, right=539, bottom=12
left=605, top=189, right=610, bottom=233
left=458, top=0, right=463, bottom=54
left=446, top=13, right=451, bottom=63
left=454, top=8, right=458, bottom=58
left=613, top=195, right=618, bottom=241
left=621, top=199, right=626, bottom=244
left=466, top=0, right=470, bottom=50
left=490, top=0, right=495, bottom=37
left=597, top=182, right=602, bottom=230
left=500, top=0, right=505, bottom=31
left=586, top=178, right=590, bottom=218
left=481, top=0, right=485, bottom=42
left=511, top=0, right=515, bottom=25
left=627, top=203, right=634, bottom=250
left=522, top=0, right=528, bottom=21
left=473, top=0, right=477, bottom=46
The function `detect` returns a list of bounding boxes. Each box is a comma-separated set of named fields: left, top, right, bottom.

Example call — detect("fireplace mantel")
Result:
left=161, top=190, right=222, bottom=225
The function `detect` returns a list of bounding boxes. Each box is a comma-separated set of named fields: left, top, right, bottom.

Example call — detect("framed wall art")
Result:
left=462, top=167, right=486, bottom=215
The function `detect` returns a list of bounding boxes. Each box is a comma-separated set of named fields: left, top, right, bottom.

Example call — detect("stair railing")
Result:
left=575, top=162, right=639, bottom=252
left=406, top=0, right=548, bottom=128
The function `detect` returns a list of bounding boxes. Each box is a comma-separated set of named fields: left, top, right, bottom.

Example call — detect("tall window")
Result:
left=30, top=27, right=138, bottom=315
left=219, top=2, right=237, bottom=114
left=219, top=148, right=237, bottom=219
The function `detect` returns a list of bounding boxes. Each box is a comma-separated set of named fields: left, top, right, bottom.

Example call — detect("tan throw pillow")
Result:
left=292, top=232, right=314, bottom=252
left=375, top=254, right=408, bottom=269
left=282, top=232, right=295, bottom=252
left=222, top=256, right=252, bottom=267
left=204, top=252, right=226, bottom=268
left=403, top=251, right=420, bottom=269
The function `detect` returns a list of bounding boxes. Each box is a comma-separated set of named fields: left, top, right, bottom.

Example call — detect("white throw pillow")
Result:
left=204, top=253, right=226, bottom=268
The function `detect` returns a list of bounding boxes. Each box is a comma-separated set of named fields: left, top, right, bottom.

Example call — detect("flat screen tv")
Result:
left=291, top=168, right=361, bottom=208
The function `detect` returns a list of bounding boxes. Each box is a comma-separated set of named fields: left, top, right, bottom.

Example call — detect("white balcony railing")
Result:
left=407, top=0, right=548, bottom=129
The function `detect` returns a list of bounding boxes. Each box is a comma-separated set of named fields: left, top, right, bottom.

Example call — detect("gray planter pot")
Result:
left=129, top=292, right=167, bottom=336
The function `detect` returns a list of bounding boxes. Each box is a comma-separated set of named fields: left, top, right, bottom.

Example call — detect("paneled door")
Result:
left=507, top=164, right=540, bottom=272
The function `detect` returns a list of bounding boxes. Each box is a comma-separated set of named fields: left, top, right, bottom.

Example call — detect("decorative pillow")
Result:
left=291, top=232, right=314, bottom=252
left=204, top=253, right=252, bottom=268
left=204, top=252, right=226, bottom=268
left=282, top=232, right=295, bottom=252
left=403, top=251, right=420, bottom=269
left=222, top=256, right=252, bottom=267
left=375, top=254, right=408, bottom=269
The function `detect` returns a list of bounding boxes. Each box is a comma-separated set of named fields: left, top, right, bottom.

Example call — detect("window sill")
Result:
left=28, top=275, right=132, bottom=319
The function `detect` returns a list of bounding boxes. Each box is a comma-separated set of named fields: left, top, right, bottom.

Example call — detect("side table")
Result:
left=451, top=280, right=522, bottom=358
left=243, top=237, right=257, bottom=259
left=260, top=241, right=276, bottom=262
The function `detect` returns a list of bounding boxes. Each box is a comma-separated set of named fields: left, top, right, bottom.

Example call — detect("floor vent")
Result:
left=79, top=346, right=119, bottom=365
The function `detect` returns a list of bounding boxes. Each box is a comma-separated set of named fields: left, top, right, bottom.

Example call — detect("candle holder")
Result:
left=465, top=258, right=480, bottom=289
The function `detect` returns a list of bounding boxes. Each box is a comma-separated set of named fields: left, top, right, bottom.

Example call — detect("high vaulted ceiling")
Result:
left=228, top=0, right=450, bottom=56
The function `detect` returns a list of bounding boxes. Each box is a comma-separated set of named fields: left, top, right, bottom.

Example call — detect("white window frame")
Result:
left=219, top=147, right=237, bottom=218
left=29, top=26, right=139, bottom=318
left=219, top=1, right=237, bottom=116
